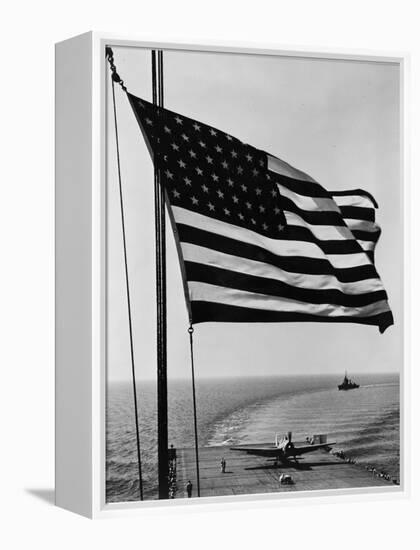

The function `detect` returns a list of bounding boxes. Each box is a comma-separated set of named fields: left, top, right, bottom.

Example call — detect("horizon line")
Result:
left=108, top=370, right=400, bottom=384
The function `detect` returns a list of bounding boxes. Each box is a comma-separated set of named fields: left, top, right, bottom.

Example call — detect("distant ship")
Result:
left=338, top=372, right=359, bottom=391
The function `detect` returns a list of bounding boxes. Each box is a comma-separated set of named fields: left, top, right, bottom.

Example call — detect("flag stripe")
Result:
left=177, top=224, right=379, bottom=282
left=344, top=218, right=380, bottom=233
left=281, top=196, right=347, bottom=226
left=332, top=194, right=377, bottom=209
left=279, top=186, right=340, bottom=213
left=331, top=189, right=378, bottom=208
left=283, top=225, right=363, bottom=254
left=181, top=242, right=384, bottom=295
left=188, top=281, right=390, bottom=317
left=190, top=301, right=393, bottom=331
left=275, top=174, right=331, bottom=198
left=351, top=229, right=381, bottom=244
left=184, top=261, right=387, bottom=307
left=358, top=240, right=376, bottom=252
left=285, top=211, right=356, bottom=241
left=338, top=206, right=376, bottom=222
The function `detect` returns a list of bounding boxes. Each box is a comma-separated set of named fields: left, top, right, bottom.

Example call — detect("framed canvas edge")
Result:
left=84, top=32, right=410, bottom=518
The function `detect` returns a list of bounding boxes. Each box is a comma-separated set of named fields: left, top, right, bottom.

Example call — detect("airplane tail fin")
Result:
left=275, top=432, right=293, bottom=447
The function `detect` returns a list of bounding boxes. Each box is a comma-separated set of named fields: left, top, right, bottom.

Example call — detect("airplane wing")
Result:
left=230, top=441, right=335, bottom=458
left=293, top=442, right=335, bottom=455
left=230, top=446, right=279, bottom=457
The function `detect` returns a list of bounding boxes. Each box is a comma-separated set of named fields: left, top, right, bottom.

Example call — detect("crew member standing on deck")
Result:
left=220, top=457, right=226, bottom=473
left=186, top=480, right=193, bottom=498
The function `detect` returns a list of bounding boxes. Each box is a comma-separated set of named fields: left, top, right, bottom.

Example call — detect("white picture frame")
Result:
left=55, top=32, right=409, bottom=518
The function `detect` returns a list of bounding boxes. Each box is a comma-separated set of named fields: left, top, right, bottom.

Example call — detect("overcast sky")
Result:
left=106, top=46, right=401, bottom=382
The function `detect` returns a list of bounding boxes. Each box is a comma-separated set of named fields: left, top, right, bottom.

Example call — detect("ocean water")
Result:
left=106, top=373, right=399, bottom=502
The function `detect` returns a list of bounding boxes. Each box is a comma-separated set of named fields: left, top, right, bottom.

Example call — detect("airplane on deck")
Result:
left=230, top=432, right=335, bottom=465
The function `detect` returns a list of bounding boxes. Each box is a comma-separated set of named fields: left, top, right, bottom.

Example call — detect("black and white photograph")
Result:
left=4, top=0, right=420, bottom=544
left=105, top=45, right=402, bottom=503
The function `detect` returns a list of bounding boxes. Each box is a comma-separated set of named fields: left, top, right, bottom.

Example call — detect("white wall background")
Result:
left=0, top=1, right=418, bottom=549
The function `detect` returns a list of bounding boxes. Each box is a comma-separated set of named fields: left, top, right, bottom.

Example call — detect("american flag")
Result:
left=128, top=93, right=393, bottom=333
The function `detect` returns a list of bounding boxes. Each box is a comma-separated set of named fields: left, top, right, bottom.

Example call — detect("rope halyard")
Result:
left=107, top=51, right=143, bottom=501
left=106, top=47, right=127, bottom=92
left=188, top=323, right=201, bottom=497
